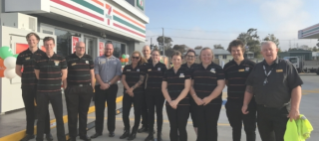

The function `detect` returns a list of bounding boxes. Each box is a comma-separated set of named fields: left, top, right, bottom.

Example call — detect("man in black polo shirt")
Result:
left=64, top=42, right=94, bottom=141
left=223, top=40, right=256, bottom=141
left=16, top=33, right=52, bottom=141
left=34, top=37, right=67, bottom=141
left=242, top=41, right=303, bottom=141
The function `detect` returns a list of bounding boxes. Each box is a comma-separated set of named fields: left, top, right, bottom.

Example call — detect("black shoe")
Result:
left=67, top=138, right=76, bottom=141
left=79, top=135, right=91, bottom=141
left=45, top=134, right=53, bottom=141
left=144, top=134, right=154, bottom=141
left=127, top=132, right=136, bottom=140
left=119, top=130, right=130, bottom=139
left=20, top=134, right=35, bottom=141
left=137, top=126, right=148, bottom=133
left=90, top=133, right=102, bottom=139
left=109, top=132, right=115, bottom=137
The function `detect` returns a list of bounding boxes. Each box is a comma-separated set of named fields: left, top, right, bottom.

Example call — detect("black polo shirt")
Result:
left=192, top=63, right=225, bottom=104
left=223, top=59, right=255, bottom=100
left=147, top=58, right=152, bottom=64
left=181, top=63, right=198, bottom=73
left=145, top=62, right=167, bottom=90
left=34, top=54, right=67, bottom=93
left=246, top=58, right=303, bottom=108
left=163, top=67, right=191, bottom=105
left=16, top=49, right=46, bottom=89
left=123, top=64, right=146, bottom=93
left=66, top=53, right=94, bottom=86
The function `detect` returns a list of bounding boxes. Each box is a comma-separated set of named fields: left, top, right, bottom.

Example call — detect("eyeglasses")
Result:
left=132, top=56, right=140, bottom=59
left=186, top=55, right=195, bottom=58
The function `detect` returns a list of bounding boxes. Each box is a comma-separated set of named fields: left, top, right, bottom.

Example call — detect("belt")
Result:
left=68, top=83, right=91, bottom=87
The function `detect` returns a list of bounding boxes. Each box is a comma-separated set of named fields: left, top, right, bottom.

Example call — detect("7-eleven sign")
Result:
left=105, top=4, right=113, bottom=25
left=136, top=0, right=144, bottom=10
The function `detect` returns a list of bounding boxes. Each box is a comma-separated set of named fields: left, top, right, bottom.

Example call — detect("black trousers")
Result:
left=166, top=104, right=190, bottom=141
left=22, top=87, right=50, bottom=135
left=190, top=97, right=198, bottom=127
left=94, top=84, right=118, bottom=134
left=146, top=90, right=165, bottom=134
left=36, top=92, right=65, bottom=141
left=257, top=105, right=289, bottom=141
left=140, top=90, right=148, bottom=128
left=65, top=85, right=93, bottom=138
left=226, top=99, right=256, bottom=141
left=122, top=90, right=143, bottom=132
left=197, top=103, right=222, bottom=141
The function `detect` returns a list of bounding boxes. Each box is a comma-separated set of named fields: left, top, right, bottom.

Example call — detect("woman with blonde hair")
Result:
left=120, top=51, right=146, bottom=140
left=190, top=47, right=226, bottom=141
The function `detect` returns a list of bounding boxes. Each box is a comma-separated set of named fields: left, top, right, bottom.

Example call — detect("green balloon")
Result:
left=13, top=54, right=19, bottom=58
left=0, top=46, right=13, bottom=59
left=122, top=54, right=126, bottom=58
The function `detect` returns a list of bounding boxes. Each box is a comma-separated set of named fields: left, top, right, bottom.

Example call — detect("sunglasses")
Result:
left=132, top=56, right=140, bottom=59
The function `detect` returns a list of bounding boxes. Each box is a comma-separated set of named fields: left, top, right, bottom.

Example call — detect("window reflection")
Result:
left=55, top=29, right=81, bottom=57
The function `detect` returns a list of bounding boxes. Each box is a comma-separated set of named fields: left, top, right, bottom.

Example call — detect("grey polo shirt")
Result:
left=246, top=58, right=303, bottom=108
left=94, top=55, right=122, bottom=85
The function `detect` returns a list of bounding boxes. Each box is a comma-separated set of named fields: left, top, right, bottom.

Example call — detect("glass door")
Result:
left=85, top=37, right=97, bottom=59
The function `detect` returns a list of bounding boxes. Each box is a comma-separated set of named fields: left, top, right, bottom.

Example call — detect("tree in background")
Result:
left=172, top=44, right=189, bottom=54
left=213, top=44, right=224, bottom=50
left=237, top=28, right=261, bottom=58
left=313, top=46, right=318, bottom=52
left=157, top=36, right=174, bottom=56
left=194, top=46, right=203, bottom=50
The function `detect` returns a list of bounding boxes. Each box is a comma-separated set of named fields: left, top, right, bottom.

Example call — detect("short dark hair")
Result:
left=26, top=32, right=40, bottom=41
left=171, top=51, right=182, bottom=58
left=43, top=37, right=55, bottom=44
left=185, top=49, right=196, bottom=56
left=151, top=49, right=160, bottom=54
left=227, top=39, right=245, bottom=52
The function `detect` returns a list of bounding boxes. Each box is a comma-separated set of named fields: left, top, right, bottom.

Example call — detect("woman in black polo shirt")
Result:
left=120, top=51, right=146, bottom=140
left=190, top=47, right=225, bottom=141
left=181, top=49, right=199, bottom=134
left=144, top=49, right=167, bottom=141
left=162, top=51, right=191, bottom=141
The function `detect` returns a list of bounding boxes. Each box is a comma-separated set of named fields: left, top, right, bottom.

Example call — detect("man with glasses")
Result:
left=64, top=42, right=95, bottom=141
left=91, top=42, right=121, bottom=139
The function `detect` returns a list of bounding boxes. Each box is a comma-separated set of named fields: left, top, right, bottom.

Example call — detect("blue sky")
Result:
left=144, top=0, right=319, bottom=51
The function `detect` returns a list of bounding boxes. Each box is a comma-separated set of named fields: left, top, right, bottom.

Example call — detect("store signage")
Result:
left=99, top=42, right=104, bottom=56
left=71, top=36, right=80, bottom=53
left=136, top=0, right=144, bottom=11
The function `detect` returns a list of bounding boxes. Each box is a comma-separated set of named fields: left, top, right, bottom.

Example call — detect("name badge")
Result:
left=210, top=68, right=216, bottom=74
left=276, top=69, right=283, bottom=73
left=137, top=69, right=140, bottom=72
left=158, top=67, right=161, bottom=71
left=25, top=57, right=30, bottom=60
left=245, top=67, right=250, bottom=71
left=71, top=63, right=76, bottom=66
left=126, top=69, right=131, bottom=72
left=100, top=60, right=106, bottom=64
left=54, top=60, right=60, bottom=66
left=238, top=69, right=245, bottom=72
left=85, top=61, right=89, bottom=64
left=179, top=73, right=185, bottom=78
left=148, top=69, right=152, bottom=72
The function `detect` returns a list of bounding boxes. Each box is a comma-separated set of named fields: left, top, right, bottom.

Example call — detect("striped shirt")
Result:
left=122, top=64, right=146, bottom=93
left=16, top=49, right=46, bottom=88
left=66, top=53, right=94, bottom=85
left=223, top=59, right=255, bottom=100
left=163, top=67, right=191, bottom=105
left=145, top=62, right=167, bottom=90
left=34, top=54, right=67, bottom=93
left=192, top=63, right=225, bottom=104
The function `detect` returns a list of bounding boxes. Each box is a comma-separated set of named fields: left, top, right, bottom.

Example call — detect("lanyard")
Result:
left=263, top=65, right=272, bottom=85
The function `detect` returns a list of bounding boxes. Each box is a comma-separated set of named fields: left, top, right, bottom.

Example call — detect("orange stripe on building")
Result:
left=91, top=0, right=103, bottom=7
left=105, top=3, right=110, bottom=9
left=113, top=9, right=145, bottom=29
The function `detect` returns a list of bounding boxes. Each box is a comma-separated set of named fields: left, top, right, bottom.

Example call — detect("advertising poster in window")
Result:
left=99, top=42, right=104, bottom=56
left=71, top=36, right=80, bottom=53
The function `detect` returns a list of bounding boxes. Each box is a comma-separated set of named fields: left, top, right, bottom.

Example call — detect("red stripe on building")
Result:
left=113, top=23, right=145, bottom=38
left=51, top=0, right=104, bottom=21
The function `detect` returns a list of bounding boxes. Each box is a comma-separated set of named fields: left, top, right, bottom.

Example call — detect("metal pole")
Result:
left=162, top=28, right=165, bottom=56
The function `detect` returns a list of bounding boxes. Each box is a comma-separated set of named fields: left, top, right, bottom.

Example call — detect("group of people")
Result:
left=17, top=32, right=302, bottom=141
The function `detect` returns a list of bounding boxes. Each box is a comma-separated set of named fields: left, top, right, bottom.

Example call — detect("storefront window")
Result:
left=55, top=29, right=81, bottom=57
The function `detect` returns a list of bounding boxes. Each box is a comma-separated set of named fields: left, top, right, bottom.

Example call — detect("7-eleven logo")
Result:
left=105, top=6, right=112, bottom=25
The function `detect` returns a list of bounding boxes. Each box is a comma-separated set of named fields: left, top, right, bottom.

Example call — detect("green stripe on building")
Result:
left=71, top=0, right=104, bottom=15
left=113, top=16, right=146, bottom=34
left=302, top=26, right=319, bottom=35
